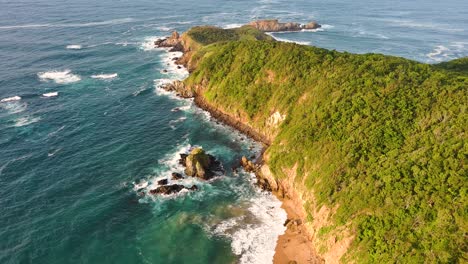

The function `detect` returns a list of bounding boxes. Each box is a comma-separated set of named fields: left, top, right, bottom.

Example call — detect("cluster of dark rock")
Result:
left=148, top=147, right=224, bottom=196
left=160, top=80, right=194, bottom=98
left=239, top=155, right=272, bottom=192
left=149, top=184, right=198, bottom=195
left=154, top=31, right=184, bottom=52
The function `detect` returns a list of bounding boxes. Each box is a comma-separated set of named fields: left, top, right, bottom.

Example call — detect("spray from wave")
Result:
left=91, top=73, right=118, bottom=80
left=1, top=96, right=21, bottom=103
left=38, top=70, right=81, bottom=84
left=66, top=45, right=82, bottom=50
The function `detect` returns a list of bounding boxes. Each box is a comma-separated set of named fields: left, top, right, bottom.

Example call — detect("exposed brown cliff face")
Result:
left=247, top=19, right=321, bottom=32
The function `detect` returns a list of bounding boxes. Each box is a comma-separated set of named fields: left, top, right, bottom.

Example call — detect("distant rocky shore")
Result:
left=246, top=19, right=321, bottom=32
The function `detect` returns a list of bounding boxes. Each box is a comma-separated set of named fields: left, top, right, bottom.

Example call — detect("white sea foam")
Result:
left=426, top=42, right=467, bottom=62
left=38, top=70, right=81, bottom=84
left=66, top=45, right=82, bottom=50
left=47, top=148, right=62, bottom=157
left=154, top=78, right=181, bottom=99
left=209, top=191, right=287, bottom=264
left=91, top=73, right=118, bottom=80
left=133, top=180, right=149, bottom=191
left=427, top=45, right=450, bottom=61
left=133, top=143, right=205, bottom=199
left=157, top=26, right=173, bottom=31
left=0, top=100, right=27, bottom=115
left=47, top=125, right=65, bottom=138
left=266, top=33, right=311, bottom=45
left=1, top=96, right=21, bottom=103
left=42, top=92, right=58, bottom=97
left=14, top=116, right=40, bottom=127
left=140, top=36, right=166, bottom=51
left=233, top=195, right=287, bottom=264
left=169, top=116, right=187, bottom=130
left=320, top=24, right=334, bottom=30
left=223, top=23, right=243, bottom=29
left=158, top=50, right=189, bottom=80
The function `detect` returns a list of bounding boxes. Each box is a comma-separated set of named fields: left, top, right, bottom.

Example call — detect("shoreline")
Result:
left=192, top=91, right=321, bottom=264
left=157, top=38, right=321, bottom=263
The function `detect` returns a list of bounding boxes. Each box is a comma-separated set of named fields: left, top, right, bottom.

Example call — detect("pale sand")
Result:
left=273, top=198, right=322, bottom=264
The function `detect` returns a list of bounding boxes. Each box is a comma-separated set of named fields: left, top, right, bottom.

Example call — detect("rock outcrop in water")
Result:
left=149, top=184, right=198, bottom=195
left=246, top=19, right=321, bottom=32
left=180, top=148, right=223, bottom=180
left=171, top=172, right=184, bottom=180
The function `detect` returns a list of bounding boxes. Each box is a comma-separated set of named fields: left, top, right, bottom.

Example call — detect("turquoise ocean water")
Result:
left=0, top=0, right=467, bottom=263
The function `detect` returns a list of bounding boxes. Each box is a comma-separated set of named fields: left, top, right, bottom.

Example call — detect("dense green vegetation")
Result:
left=186, top=25, right=273, bottom=46
left=183, top=27, right=467, bottom=263
left=436, top=57, right=468, bottom=74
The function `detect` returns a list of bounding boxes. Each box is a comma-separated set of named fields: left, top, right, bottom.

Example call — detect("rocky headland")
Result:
left=150, top=23, right=467, bottom=263
left=153, top=26, right=322, bottom=263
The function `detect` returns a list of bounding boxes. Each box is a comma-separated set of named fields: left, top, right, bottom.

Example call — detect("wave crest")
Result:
left=38, top=70, right=81, bottom=84
left=1, top=96, right=21, bottom=103
left=91, top=73, right=118, bottom=80
left=66, top=45, right=82, bottom=50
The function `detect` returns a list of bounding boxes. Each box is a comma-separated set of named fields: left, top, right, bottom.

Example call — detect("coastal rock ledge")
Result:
left=246, top=19, right=321, bottom=32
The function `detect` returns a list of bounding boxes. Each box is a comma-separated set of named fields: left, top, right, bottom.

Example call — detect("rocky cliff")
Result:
left=153, top=26, right=467, bottom=263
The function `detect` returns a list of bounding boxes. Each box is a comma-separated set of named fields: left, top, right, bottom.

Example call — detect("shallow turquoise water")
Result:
left=0, top=0, right=467, bottom=263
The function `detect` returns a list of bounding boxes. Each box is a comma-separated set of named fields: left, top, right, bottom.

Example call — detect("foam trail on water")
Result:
left=157, top=26, right=173, bottom=31
left=1, top=96, right=21, bottom=103
left=14, top=116, right=41, bottom=127
left=66, top=45, right=82, bottom=50
left=140, top=36, right=166, bottom=51
left=223, top=23, right=243, bottom=29
left=42, top=92, right=58, bottom=97
left=91, top=73, right=118, bottom=80
left=38, top=70, right=81, bottom=84
left=158, top=50, right=189, bottom=80
left=0, top=101, right=27, bottom=115
left=426, top=42, right=467, bottom=62
left=266, top=33, right=311, bottom=45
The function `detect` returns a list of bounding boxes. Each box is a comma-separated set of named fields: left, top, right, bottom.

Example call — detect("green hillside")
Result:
left=182, top=27, right=467, bottom=263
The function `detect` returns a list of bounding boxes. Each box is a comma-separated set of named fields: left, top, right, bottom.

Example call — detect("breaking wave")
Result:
left=38, top=70, right=81, bottom=84
left=91, top=73, right=118, bottom=80
left=66, top=45, right=82, bottom=50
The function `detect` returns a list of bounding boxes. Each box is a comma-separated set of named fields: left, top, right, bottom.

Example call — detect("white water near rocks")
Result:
left=138, top=40, right=288, bottom=263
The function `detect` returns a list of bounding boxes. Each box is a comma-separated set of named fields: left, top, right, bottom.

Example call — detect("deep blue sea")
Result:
left=0, top=0, right=467, bottom=263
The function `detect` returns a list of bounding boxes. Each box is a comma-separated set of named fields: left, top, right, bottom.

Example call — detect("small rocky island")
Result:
left=148, top=147, right=223, bottom=196
left=179, top=147, right=223, bottom=180
left=246, top=19, right=321, bottom=32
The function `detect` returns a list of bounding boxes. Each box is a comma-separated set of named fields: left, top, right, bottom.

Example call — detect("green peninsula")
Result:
left=158, top=26, right=467, bottom=263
